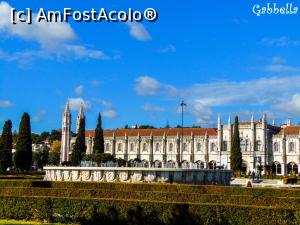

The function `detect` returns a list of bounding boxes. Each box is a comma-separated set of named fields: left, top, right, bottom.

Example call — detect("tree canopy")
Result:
left=0, top=120, right=13, bottom=171
left=14, top=113, right=32, bottom=171
left=230, top=116, right=243, bottom=172
left=93, top=113, right=104, bottom=154
left=71, top=117, right=86, bottom=166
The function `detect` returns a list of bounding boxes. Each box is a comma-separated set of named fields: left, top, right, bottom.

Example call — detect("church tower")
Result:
left=60, top=101, right=71, bottom=163
left=76, top=103, right=85, bottom=133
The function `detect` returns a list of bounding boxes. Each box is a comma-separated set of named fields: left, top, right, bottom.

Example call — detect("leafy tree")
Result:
left=14, top=113, right=32, bottom=171
left=38, top=131, right=50, bottom=143
left=0, top=120, right=13, bottom=171
left=48, top=129, right=61, bottom=143
left=31, top=133, right=40, bottom=144
left=71, top=117, right=86, bottom=166
left=92, top=153, right=114, bottom=165
left=93, top=113, right=104, bottom=154
left=48, top=151, right=60, bottom=166
left=230, top=116, right=243, bottom=172
left=138, top=125, right=155, bottom=129
left=32, top=146, right=49, bottom=169
left=51, top=140, right=61, bottom=153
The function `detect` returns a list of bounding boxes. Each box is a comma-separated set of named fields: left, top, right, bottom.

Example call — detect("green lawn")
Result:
left=0, top=220, right=67, bottom=225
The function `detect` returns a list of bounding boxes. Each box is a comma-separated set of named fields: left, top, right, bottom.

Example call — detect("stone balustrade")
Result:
left=44, top=166, right=232, bottom=186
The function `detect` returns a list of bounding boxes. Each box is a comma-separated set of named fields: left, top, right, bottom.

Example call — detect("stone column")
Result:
left=137, top=133, right=141, bottom=160
left=163, top=133, right=167, bottom=163
left=282, top=133, right=287, bottom=176
left=112, top=132, right=116, bottom=157
left=217, top=114, right=222, bottom=166
left=125, top=133, right=128, bottom=161
left=191, top=132, right=194, bottom=162
left=150, top=133, right=153, bottom=162
left=205, top=132, right=209, bottom=168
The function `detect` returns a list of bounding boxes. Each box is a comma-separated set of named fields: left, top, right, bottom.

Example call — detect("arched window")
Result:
left=272, top=161, right=281, bottom=175
left=210, top=143, right=216, bottom=152
left=287, top=162, right=298, bottom=174
left=240, top=139, right=246, bottom=151
left=169, top=143, right=173, bottom=152
left=245, top=140, right=250, bottom=151
left=209, top=160, right=217, bottom=169
left=255, top=141, right=262, bottom=151
left=155, top=143, right=160, bottom=152
left=117, top=143, right=122, bottom=152
left=183, top=143, right=188, bottom=152
left=289, top=142, right=295, bottom=153
left=273, top=142, right=279, bottom=153
left=196, top=143, right=201, bottom=152
left=142, top=143, right=147, bottom=152
left=222, top=141, right=227, bottom=151
left=196, top=160, right=204, bottom=169
left=130, top=143, right=134, bottom=152
left=105, top=143, right=110, bottom=152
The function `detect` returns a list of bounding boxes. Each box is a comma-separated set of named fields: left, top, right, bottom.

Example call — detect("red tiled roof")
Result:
left=85, top=128, right=217, bottom=138
left=278, top=126, right=300, bottom=135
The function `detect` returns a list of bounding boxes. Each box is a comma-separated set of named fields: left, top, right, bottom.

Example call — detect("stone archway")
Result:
left=241, top=160, right=249, bottom=174
left=272, top=161, right=282, bottom=175
left=209, top=160, right=217, bottom=170
left=195, top=160, right=205, bottom=169
left=287, top=162, right=298, bottom=174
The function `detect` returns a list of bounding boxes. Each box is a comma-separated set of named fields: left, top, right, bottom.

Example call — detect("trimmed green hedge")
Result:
left=0, top=187, right=299, bottom=209
left=0, top=180, right=300, bottom=198
left=0, top=196, right=299, bottom=225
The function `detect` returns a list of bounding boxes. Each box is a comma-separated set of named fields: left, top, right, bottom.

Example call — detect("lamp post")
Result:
left=180, top=100, right=187, bottom=163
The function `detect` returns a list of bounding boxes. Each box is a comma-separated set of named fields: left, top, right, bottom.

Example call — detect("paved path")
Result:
left=231, top=178, right=300, bottom=188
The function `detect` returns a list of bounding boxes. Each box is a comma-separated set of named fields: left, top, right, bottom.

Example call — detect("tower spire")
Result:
left=76, top=102, right=85, bottom=133
left=60, top=100, right=71, bottom=163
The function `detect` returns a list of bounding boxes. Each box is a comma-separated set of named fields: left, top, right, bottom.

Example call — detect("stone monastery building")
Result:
left=60, top=102, right=300, bottom=175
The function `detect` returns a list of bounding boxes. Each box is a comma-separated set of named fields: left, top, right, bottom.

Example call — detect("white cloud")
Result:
left=263, top=64, right=300, bottom=73
left=32, top=116, right=41, bottom=122
left=103, top=110, right=118, bottom=119
left=135, top=76, right=161, bottom=96
left=38, top=110, right=47, bottom=115
left=255, top=56, right=300, bottom=73
left=261, top=36, right=300, bottom=47
left=68, top=98, right=91, bottom=111
left=92, top=98, right=119, bottom=119
left=93, top=98, right=114, bottom=109
left=274, top=94, right=300, bottom=115
left=137, top=75, right=300, bottom=125
left=90, top=80, right=101, bottom=87
left=0, top=1, right=108, bottom=63
left=74, top=85, right=84, bottom=95
left=126, top=22, right=151, bottom=41
left=0, top=2, right=75, bottom=47
left=159, top=44, right=176, bottom=53
left=141, top=104, right=165, bottom=112
left=0, top=100, right=13, bottom=108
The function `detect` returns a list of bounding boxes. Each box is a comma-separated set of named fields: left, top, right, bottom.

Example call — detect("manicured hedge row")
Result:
left=0, top=196, right=298, bottom=225
left=0, top=180, right=300, bottom=198
left=0, top=187, right=299, bottom=209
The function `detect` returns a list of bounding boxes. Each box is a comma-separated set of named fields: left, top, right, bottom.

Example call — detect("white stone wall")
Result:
left=68, top=123, right=300, bottom=176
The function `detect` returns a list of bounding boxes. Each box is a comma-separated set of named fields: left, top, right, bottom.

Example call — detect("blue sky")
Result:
left=1, top=0, right=300, bottom=133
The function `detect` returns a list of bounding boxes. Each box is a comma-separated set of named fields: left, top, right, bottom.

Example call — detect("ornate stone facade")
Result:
left=44, top=166, right=232, bottom=185
left=61, top=102, right=300, bottom=175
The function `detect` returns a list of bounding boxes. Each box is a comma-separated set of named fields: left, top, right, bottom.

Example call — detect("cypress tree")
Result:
left=14, top=113, right=32, bottom=171
left=0, top=120, right=13, bottom=171
left=93, top=113, right=104, bottom=154
left=71, top=117, right=86, bottom=166
left=230, top=115, right=243, bottom=172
